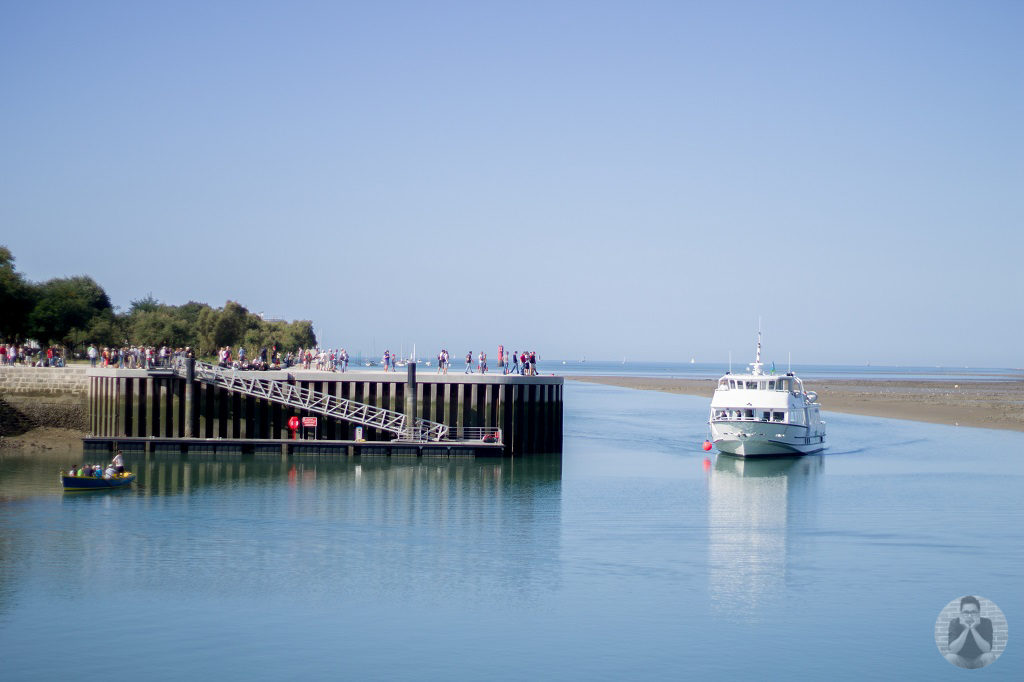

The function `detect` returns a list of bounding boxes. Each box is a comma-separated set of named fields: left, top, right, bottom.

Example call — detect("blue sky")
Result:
left=2, top=1, right=1021, bottom=367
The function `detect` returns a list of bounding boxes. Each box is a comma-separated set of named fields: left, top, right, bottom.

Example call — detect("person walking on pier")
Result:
left=509, top=351, right=519, bottom=375
left=465, top=351, right=473, bottom=373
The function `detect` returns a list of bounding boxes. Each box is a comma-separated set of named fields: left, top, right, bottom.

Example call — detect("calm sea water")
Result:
left=1, top=382, right=1021, bottom=680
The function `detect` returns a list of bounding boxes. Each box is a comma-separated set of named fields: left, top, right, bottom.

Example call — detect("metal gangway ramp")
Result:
left=172, top=359, right=449, bottom=441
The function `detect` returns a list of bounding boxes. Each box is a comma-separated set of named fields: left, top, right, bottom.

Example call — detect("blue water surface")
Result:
left=1, top=381, right=1021, bottom=680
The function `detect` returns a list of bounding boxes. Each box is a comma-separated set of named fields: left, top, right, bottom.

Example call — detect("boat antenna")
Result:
left=728, top=350, right=732, bottom=373
left=788, top=351, right=791, bottom=373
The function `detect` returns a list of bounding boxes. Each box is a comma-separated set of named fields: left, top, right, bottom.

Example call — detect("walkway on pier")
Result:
left=169, top=359, right=450, bottom=441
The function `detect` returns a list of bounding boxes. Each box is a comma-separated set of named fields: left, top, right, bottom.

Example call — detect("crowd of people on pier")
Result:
left=3, top=338, right=543, bottom=376
left=0, top=344, right=66, bottom=367
left=452, top=347, right=540, bottom=375
left=215, top=346, right=351, bottom=372
left=84, top=344, right=192, bottom=369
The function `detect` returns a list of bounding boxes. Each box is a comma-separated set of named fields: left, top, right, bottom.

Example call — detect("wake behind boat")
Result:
left=708, top=332, right=826, bottom=457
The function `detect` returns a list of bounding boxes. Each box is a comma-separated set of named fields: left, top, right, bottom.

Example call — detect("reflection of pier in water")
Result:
left=707, top=455, right=823, bottom=619
left=124, top=452, right=563, bottom=498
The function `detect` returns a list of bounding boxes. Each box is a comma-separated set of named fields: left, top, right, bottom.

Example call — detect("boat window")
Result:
left=761, top=411, right=770, bottom=421
left=743, top=409, right=754, bottom=419
left=729, top=380, right=736, bottom=389
left=768, top=380, right=776, bottom=390
left=719, top=379, right=729, bottom=389
left=746, top=381, right=757, bottom=389
left=732, top=410, right=742, bottom=419
left=759, top=381, right=766, bottom=390
left=772, top=411, right=785, bottom=422
left=777, top=379, right=790, bottom=392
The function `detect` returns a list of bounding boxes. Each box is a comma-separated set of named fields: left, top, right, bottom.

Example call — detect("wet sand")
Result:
left=568, top=376, right=1024, bottom=432
left=0, top=426, right=86, bottom=451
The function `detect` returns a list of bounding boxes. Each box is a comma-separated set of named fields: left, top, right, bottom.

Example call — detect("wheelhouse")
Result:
left=716, top=375, right=801, bottom=393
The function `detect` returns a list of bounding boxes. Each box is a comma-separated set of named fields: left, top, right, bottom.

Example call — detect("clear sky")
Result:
left=2, top=1, right=1021, bottom=367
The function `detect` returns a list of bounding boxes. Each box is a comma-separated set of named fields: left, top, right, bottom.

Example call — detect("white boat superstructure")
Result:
left=708, top=332, right=826, bottom=457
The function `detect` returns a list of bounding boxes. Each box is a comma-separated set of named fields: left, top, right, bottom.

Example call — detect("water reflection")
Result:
left=0, top=451, right=564, bottom=618
left=108, top=453, right=564, bottom=499
left=707, top=454, right=823, bottom=620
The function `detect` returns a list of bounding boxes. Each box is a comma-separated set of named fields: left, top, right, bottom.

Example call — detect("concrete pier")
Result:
left=87, top=366, right=563, bottom=456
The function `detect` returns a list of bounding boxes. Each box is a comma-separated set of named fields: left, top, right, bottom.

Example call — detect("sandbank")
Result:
left=568, top=376, right=1024, bottom=432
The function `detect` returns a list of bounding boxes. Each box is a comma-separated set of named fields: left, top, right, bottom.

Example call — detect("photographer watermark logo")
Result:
left=935, top=595, right=1008, bottom=669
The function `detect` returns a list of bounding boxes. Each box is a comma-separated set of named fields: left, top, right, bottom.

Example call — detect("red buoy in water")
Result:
left=702, top=440, right=712, bottom=452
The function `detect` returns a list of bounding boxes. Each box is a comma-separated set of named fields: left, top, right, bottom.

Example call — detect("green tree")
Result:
left=0, top=246, right=37, bottom=341
left=194, top=307, right=218, bottom=357
left=281, top=320, right=317, bottom=350
left=129, top=309, right=178, bottom=346
left=213, top=300, right=250, bottom=349
left=28, top=275, right=112, bottom=347
left=68, top=310, right=124, bottom=349
left=128, top=294, right=161, bottom=315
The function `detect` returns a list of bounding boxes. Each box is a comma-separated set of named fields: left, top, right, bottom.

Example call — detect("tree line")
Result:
left=0, top=246, right=316, bottom=357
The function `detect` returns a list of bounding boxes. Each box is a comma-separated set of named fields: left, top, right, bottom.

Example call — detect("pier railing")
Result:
left=394, top=426, right=501, bottom=444
left=170, top=358, right=450, bottom=442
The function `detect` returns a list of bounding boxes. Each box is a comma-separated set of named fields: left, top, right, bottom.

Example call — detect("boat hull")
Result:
left=713, top=438, right=825, bottom=457
left=710, top=422, right=825, bottom=457
left=61, top=473, right=135, bottom=490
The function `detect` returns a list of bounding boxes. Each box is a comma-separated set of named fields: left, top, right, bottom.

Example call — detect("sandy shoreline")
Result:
left=568, top=376, right=1024, bottom=432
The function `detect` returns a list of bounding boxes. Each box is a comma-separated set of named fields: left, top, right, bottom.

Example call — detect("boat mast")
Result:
left=750, top=320, right=764, bottom=376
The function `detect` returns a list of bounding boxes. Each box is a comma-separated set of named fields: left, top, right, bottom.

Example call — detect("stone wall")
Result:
left=0, top=366, right=90, bottom=436
left=0, top=366, right=89, bottom=395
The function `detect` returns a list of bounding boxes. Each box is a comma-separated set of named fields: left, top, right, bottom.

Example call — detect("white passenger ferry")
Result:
left=708, top=334, right=826, bottom=457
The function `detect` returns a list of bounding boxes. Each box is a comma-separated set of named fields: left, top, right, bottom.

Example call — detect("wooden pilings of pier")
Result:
left=87, top=365, right=563, bottom=457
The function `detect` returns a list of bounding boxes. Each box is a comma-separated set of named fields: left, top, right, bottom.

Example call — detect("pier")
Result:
left=87, top=361, right=563, bottom=457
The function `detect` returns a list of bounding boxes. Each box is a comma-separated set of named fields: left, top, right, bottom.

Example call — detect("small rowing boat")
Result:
left=61, top=471, right=135, bottom=491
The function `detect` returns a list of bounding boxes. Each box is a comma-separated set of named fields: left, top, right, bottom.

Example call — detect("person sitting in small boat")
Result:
left=93, top=465, right=103, bottom=478
left=111, top=450, right=125, bottom=474
left=69, top=465, right=79, bottom=477
left=104, top=465, right=117, bottom=479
